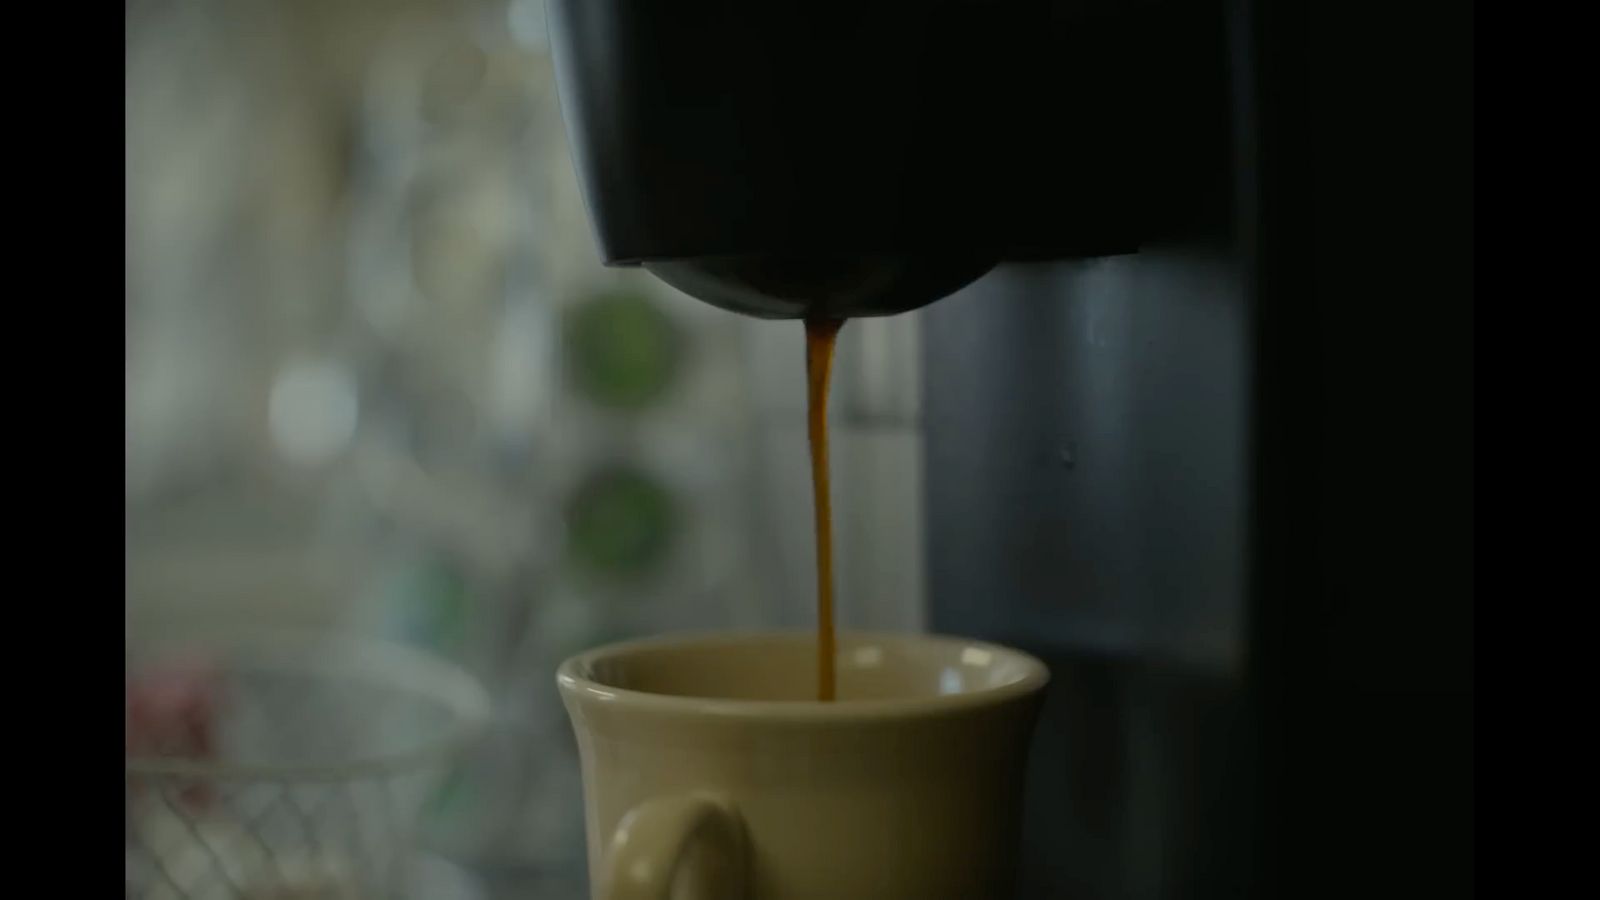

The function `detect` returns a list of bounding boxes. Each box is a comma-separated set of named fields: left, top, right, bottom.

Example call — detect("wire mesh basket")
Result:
left=126, top=629, right=491, bottom=900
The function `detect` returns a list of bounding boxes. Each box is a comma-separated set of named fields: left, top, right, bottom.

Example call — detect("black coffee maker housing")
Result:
left=547, top=0, right=1225, bottom=319
left=548, top=0, right=1473, bottom=897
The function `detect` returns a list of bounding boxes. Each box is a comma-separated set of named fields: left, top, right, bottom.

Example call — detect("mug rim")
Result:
left=556, top=629, right=1049, bottom=723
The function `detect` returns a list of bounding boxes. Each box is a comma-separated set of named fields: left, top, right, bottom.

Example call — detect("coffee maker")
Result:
left=548, top=0, right=1473, bottom=896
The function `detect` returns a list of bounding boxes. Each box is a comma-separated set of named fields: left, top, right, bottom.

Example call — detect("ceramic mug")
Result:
left=558, top=631, right=1049, bottom=899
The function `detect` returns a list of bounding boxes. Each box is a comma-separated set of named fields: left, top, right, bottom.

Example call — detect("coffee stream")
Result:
left=804, top=317, right=845, bottom=701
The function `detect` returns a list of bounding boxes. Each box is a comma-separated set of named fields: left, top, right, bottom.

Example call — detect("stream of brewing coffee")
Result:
left=804, top=317, right=845, bottom=701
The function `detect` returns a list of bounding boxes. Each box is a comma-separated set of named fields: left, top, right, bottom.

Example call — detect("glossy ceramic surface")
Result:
left=558, top=631, right=1049, bottom=899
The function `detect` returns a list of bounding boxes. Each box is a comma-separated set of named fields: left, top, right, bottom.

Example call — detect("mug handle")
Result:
left=603, top=794, right=747, bottom=900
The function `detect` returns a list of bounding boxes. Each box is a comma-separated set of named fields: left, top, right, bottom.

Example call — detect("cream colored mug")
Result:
left=557, top=631, right=1049, bottom=900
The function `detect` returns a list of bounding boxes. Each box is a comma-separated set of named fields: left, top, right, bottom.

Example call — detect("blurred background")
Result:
left=127, top=1, right=1475, bottom=898
left=127, top=0, right=926, bottom=895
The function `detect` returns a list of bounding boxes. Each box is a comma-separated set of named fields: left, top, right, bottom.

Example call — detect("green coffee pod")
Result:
left=563, top=289, right=682, bottom=410
left=565, top=465, right=677, bottom=579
